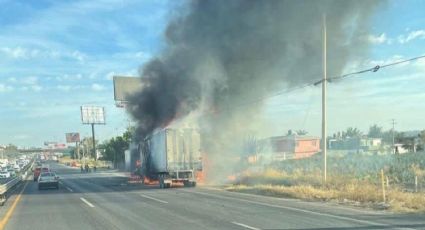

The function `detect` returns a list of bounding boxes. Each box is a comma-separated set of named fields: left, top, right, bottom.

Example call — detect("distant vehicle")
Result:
left=52, top=156, right=58, bottom=162
left=7, top=169, right=16, bottom=177
left=41, top=164, right=50, bottom=171
left=0, top=171, right=11, bottom=178
left=33, top=167, right=42, bottom=181
left=138, top=128, right=201, bottom=188
left=0, top=159, right=8, bottom=168
left=38, top=172, right=59, bottom=190
left=13, top=164, right=20, bottom=172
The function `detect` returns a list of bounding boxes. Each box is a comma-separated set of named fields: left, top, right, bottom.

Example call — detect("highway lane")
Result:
left=1, top=162, right=424, bottom=230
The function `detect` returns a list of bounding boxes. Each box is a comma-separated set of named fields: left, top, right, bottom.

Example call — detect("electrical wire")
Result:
left=317, top=54, right=425, bottom=84
left=213, top=54, right=425, bottom=113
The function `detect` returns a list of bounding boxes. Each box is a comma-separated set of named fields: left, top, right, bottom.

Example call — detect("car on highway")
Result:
left=33, top=167, right=42, bottom=181
left=0, top=171, right=11, bottom=178
left=38, top=172, right=59, bottom=190
left=7, top=169, right=16, bottom=177
left=13, top=164, right=21, bottom=172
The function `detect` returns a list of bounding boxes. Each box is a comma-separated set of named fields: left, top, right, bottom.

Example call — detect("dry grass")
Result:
left=227, top=170, right=425, bottom=213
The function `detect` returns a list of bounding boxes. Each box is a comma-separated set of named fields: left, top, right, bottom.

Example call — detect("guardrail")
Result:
left=0, top=160, right=34, bottom=206
left=0, top=177, right=22, bottom=205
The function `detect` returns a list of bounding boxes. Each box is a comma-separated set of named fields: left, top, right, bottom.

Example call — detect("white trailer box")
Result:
left=150, top=128, right=201, bottom=173
left=142, top=128, right=201, bottom=188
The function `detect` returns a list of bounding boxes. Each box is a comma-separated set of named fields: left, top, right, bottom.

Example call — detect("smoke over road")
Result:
left=127, top=0, right=384, bottom=182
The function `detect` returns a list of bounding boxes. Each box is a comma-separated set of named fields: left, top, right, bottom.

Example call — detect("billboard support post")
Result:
left=91, top=123, right=96, bottom=161
left=80, top=105, right=105, bottom=162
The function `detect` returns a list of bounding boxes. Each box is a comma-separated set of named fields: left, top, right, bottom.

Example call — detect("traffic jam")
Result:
left=32, top=154, right=60, bottom=190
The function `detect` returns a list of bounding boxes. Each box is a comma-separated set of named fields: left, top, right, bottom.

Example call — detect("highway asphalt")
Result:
left=0, top=162, right=424, bottom=230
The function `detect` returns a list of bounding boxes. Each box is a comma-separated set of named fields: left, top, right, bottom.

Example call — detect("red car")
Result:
left=33, top=167, right=41, bottom=181
left=33, top=167, right=50, bottom=181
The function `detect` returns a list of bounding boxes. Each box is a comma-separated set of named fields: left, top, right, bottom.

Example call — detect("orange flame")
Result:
left=143, top=176, right=159, bottom=185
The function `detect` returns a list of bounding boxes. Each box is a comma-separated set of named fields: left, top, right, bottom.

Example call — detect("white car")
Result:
left=7, top=169, right=16, bottom=177
left=0, top=171, right=11, bottom=178
left=13, top=165, right=21, bottom=172
left=38, top=172, right=59, bottom=190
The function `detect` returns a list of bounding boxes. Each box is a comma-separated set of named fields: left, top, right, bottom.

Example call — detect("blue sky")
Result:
left=0, top=0, right=424, bottom=147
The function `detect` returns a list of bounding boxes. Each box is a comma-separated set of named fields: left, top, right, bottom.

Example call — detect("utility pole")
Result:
left=322, top=14, right=328, bottom=183
left=391, top=119, right=396, bottom=154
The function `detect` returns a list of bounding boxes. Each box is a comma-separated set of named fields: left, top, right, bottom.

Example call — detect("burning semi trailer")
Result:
left=132, top=128, right=202, bottom=188
left=124, top=0, right=384, bottom=185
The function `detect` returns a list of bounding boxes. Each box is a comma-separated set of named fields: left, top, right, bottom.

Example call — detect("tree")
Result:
left=296, top=130, right=308, bottom=135
left=98, top=127, right=134, bottom=167
left=368, top=124, right=383, bottom=138
left=418, top=130, right=425, bottom=151
left=345, top=127, right=362, bottom=138
left=99, top=137, right=128, bottom=167
left=81, top=137, right=99, bottom=159
left=381, top=129, right=396, bottom=145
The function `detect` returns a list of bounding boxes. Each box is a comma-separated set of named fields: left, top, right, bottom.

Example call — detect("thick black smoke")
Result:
left=127, top=0, right=384, bottom=145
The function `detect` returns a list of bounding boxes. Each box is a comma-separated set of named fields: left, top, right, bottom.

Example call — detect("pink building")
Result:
left=269, top=135, right=320, bottom=159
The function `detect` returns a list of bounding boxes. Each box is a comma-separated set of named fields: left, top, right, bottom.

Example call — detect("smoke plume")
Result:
left=127, top=0, right=384, bottom=181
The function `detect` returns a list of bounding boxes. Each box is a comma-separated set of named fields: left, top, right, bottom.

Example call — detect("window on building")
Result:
left=311, top=140, right=316, bottom=146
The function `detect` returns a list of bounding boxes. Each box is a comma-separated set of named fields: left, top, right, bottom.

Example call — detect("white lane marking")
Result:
left=58, top=181, right=63, bottom=185
left=202, top=187, right=381, bottom=215
left=231, top=222, right=260, bottom=230
left=182, top=190, right=413, bottom=230
left=66, top=186, right=73, bottom=192
left=140, top=194, right=168, bottom=204
left=80, top=197, right=95, bottom=208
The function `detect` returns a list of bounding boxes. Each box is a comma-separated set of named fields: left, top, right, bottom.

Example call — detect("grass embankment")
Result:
left=226, top=169, right=425, bottom=212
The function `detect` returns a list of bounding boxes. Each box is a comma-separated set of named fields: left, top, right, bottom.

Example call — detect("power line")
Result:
left=203, top=54, right=425, bottom=115
left=315, top=54, right=425, bottom=85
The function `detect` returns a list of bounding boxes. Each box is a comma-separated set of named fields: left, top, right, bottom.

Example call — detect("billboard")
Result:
left=81, top=106, right=105, bottom=124
left=113, top=76, right=143, bottom=102
left=44, top=142, right=66, bottom=150
left=66, top=133, right=80, bottom=143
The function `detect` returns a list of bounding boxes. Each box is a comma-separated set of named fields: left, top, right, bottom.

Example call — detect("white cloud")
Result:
left=0, top=84, right=14, bottom=92
left=57, top=85, right=72, bottom=91
left=0, top=47, right=38, bottom=59
left=71, top=50, right=86, bottom=62
left=31, top=85, right=43, bottom=92
left=13, top=134, right=30, bottom=140
left=91, top=83, right=106, bottom=91
left=414, top=56, right=425, bottom=71
left=0, top=46, right=88, bottom=62
left=367, top=55, right=408, bottom=68
left=105, top=71, right=116, bottom=80
left=55, top=74, right=84, bottom=81
left=22, top=76, right=38, bottom=85
left=398, top=30, right=425, bottom=44
left=367, top=33, right=390, bottom=44
left=7, top=77, right=17, bottom=83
